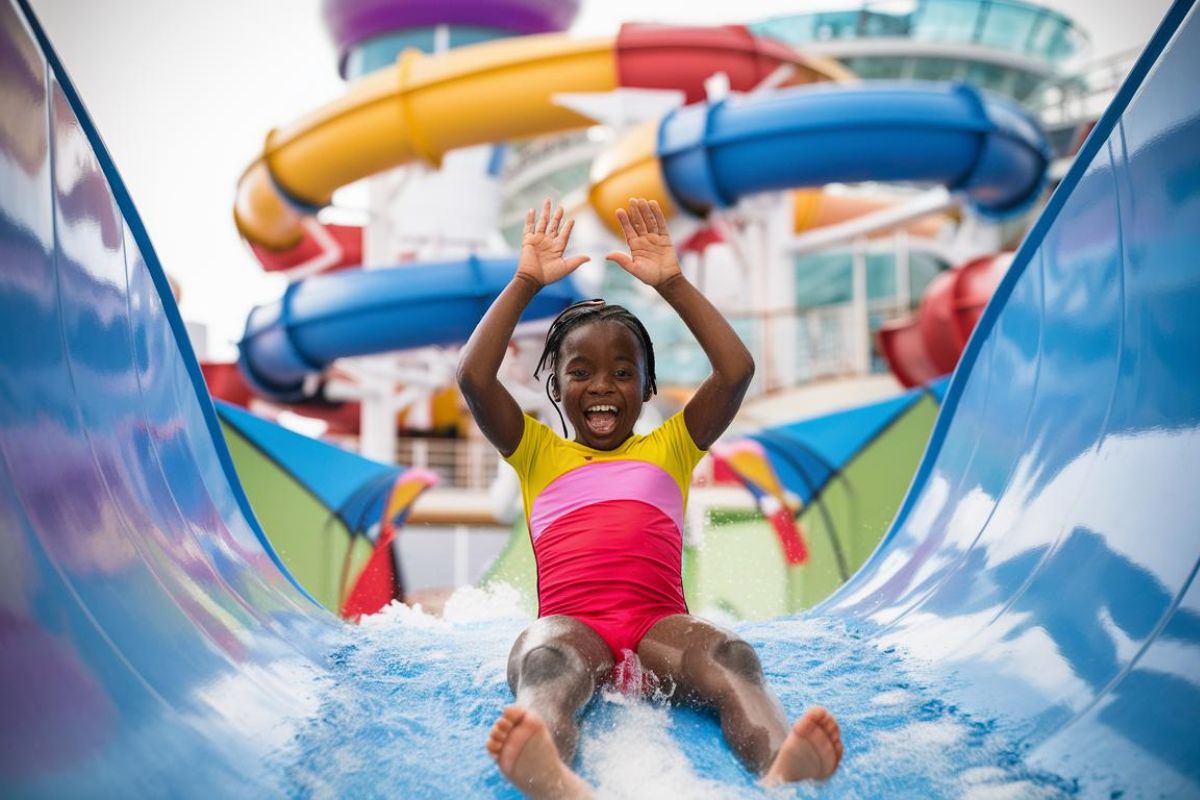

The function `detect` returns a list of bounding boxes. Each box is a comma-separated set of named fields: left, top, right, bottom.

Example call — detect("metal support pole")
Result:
left=851, top=239, right=871, bottom=374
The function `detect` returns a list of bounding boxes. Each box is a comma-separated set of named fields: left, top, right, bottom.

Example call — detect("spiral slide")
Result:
left=4, top=0, right=1199, bottom=796
left=235, top=21, right=851, bottom=399
left=234, top=22, right=1048, bottom=399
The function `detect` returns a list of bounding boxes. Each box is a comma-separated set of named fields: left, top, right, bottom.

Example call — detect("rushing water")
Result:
left=276, top=586, right=1076, bottom=799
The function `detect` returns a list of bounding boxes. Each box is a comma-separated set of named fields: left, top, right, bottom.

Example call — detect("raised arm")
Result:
left=457, top=200, right=590, bottom=456
left=606, top=199, right=754, bottom=450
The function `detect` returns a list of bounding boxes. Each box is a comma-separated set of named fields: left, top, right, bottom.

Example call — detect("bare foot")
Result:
left=760, top=707, right=843, bottom=786
left=486, top=705, right=593, bottom=800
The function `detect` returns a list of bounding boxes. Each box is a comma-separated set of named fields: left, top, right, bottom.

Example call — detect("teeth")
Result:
left=587, top=405, right=617, bottom=413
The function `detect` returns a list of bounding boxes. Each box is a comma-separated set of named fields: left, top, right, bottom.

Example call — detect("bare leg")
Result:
left=486, top=616, right=614, bottom=799
left=637, top=615, right=842, bottom=783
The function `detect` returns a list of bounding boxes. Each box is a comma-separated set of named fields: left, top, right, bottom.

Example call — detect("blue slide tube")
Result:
left=659, top=81, right=1051, bottom=219
left=237, top=257, right=581, bottom=401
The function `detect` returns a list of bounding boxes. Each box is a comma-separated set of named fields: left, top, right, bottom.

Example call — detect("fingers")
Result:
left=627, top=198, right=649, bottom=233
left=532, top=199, right=574, bottom=240
left=547, top=205, right=564, bottom=237
left=615, top=207, right=637, bottom=242
left=648, top=199, right=669, bottom=232
left=558, top=217, right=576, bottom=246
left=617, top=198, right=670, bottom=238
left=605, top=251, right=633, bottom=269
left=565, top=254, right=591, bottom=271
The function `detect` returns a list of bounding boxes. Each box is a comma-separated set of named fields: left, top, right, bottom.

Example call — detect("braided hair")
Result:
left=533, top=299, right=657, bottom=437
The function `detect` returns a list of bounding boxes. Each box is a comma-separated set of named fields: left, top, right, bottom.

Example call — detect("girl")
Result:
left=457, top=199, right=842, bottom=799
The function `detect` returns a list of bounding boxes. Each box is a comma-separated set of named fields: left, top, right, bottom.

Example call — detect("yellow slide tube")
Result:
left=237, top=33, right=617, bottom=250
left=586, top=120, right=677, bottom=224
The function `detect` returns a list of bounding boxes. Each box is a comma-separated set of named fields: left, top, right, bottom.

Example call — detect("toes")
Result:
left=487, top=706, right=528, bottom=759
left=792, top=714, right=816, bottom=738
left=799, top=707, right=843, bottom=774
left=804, top=707, right=840, bottom=741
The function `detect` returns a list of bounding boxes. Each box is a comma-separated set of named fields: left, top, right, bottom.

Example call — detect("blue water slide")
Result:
left=659, top=81, right=1050, bottom=218
left=238, top=259, right=581, bottom=401
left=2, top=0, right=1199, bottom=795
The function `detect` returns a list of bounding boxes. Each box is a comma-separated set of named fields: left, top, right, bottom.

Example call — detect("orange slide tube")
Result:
left=234, top=25, right=848, bottom=252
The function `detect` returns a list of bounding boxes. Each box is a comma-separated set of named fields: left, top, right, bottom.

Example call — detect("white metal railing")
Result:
left=396, top=436, right=499, bottom=489
left=727, top=299, right=911, bottom=388
left=1033, top=46, right=1139, bottom=127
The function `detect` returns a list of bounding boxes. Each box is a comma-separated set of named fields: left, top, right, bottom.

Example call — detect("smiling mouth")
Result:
left=583, top=404, right=619, bottom=436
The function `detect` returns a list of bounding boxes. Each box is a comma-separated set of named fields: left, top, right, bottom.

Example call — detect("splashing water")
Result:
left=273, top=585, right=1077, bottom=799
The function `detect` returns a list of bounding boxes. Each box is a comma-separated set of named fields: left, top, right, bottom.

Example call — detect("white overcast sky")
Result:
left=29, top=0, right=1171, bottom=359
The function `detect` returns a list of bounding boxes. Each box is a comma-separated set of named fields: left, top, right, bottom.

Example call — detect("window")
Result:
left=795, top=253, right=853, bottom=308
left=913, top=0, right=984, bottom=45
left=977, top=2, right=1040, bottom=52
left=867, top=252, right=898, bottom=301
left=909, top=251, right=948, bottom=299
left=913, top=57, right=963, bottom=81
left=843, top=56, right=909, bottom=80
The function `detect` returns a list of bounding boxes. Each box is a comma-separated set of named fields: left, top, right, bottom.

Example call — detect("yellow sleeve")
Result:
left=502, top=413, right=553, bottom=481
left=657, top=410, right=707, bottom=480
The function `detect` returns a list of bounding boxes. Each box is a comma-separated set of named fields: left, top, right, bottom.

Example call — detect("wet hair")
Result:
left=533, top=299, right=657, bottom=437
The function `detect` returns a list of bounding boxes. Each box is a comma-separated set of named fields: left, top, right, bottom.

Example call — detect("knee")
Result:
left=708, top=638, right=765, bottom=683
left=519, top=644, right=573, bottom=686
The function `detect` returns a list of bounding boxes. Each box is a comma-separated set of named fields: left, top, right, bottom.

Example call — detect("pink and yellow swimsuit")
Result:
left=504, top=412, right=706, bottom=661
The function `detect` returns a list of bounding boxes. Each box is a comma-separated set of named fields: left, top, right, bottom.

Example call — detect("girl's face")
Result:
left=555, top=320, right=649, bottom=450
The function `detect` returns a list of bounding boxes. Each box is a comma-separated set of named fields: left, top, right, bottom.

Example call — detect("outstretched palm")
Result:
left=607, top=198, right=682, bottom=288
left=518, top=199, right=590, bottom=288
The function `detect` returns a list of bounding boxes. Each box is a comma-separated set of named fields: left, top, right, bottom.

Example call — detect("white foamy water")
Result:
left=584, top=695, right=742, bottom=800
left=870, top=689, right=915, bottom=706
left=273, top=592, right=1080, bottom=798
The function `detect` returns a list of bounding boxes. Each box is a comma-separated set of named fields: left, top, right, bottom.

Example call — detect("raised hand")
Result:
left=606, top=198, right=682, bottom=288
left=516, top=199, right=590, bottom=288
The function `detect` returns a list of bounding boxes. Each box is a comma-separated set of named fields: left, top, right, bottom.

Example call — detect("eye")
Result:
left=615, top=368, right=633, bottom=378
left=568, top=369, right=588, bottom=379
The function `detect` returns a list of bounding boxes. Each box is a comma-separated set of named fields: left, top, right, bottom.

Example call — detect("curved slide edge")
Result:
left=819, top=0, right=1200, bottom=793
left=234, top=23, right=846, bottom=252
left=237, top=256, right=581, bottom=402
left=654, top=81, right=1049, bottom=220
left=588, top=116, right=959, bottom=237
left=2, top=1, right=337, bottom=793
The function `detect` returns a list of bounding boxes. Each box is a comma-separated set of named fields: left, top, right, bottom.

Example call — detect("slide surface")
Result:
left=2, top=1, right=1198, bottom=798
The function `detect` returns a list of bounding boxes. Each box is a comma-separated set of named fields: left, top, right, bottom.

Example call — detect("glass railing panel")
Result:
left=795, top=252, right=854, bottom=308
left=913, top=55, right=965, bottom=80
left=813, top=10, right=865, bottom=40
left=911, top=0, right=985, bottom=44
left=965, top=59, right=1016, bottom=94
left=977, top=1, right=1041, bottom=51
left=843, top=55, right=912, bottom=79
left=861, top=3, right=916, bottom=38
left=751, top=0, right=1087, bottom=65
